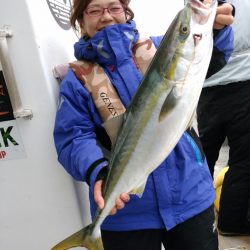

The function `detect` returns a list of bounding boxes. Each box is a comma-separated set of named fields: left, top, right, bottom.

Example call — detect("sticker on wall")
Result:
left=0, top=120, right=26, bottom=161
left=46, top=0, right=72, bottom=30
left=0, top=71, right=14, bottom=122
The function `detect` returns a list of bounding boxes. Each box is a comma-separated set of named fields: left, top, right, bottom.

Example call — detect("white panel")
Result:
left=0, top=0, right=90, bottom=249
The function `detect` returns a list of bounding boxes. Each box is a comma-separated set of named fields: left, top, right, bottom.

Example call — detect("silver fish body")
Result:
left=52, top=0, right=217, bottom=249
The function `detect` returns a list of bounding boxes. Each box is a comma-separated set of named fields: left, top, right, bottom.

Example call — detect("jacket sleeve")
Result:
left=53, top=69, right=108, bottom=189
left=206, top=25, right=234, bottom=78
left=206, top=0, right=235, bottom=78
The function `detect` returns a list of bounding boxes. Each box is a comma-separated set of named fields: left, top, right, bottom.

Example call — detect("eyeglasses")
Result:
left=85, top=4, right=124, bottom=17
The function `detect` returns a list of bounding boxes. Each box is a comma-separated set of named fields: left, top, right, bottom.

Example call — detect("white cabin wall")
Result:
left=0, top=0, right=87, bottom=249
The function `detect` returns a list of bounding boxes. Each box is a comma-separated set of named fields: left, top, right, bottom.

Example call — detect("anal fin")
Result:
left=130, top=180, right=147, bottom=198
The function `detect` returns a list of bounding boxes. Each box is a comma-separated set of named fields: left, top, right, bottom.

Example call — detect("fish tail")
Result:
left=51, top=224, right=103, bottom=250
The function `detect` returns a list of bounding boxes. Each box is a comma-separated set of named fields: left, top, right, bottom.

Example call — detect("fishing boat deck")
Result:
left=219, top=234, right=250, bottom=249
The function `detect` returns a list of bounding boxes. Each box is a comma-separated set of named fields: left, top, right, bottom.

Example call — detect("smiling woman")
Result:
left=52, top=0, right=234, bottom=249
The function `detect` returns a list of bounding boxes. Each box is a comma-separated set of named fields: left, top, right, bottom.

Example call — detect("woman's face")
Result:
left=82, top=0, right=127, bottom=37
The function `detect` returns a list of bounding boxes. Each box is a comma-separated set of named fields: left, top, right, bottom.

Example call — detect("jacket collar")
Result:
left=74, top=20, right=139, bottom=66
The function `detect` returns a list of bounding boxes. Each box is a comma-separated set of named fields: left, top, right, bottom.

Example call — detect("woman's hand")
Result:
left=214, top=3, right=234, bottom=30
left=94, top=179, right=130, bottom=215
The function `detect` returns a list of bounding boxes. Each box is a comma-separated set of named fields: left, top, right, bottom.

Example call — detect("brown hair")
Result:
left=70, top=0, right=134, bottom=35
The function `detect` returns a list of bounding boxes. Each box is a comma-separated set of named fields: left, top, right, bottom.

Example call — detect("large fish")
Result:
left=52, top=0, right=217, bottom=249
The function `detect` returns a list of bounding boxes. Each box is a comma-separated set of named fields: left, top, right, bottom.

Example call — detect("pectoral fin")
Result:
left=159, top=87, right=182, bottom=122
left=130, top=180, right=147, bottom=198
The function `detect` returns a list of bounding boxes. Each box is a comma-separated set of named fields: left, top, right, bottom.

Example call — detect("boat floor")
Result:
left=218, top=234, right=250, bottom=250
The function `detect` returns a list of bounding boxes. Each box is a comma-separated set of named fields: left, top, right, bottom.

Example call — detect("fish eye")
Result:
left=180, top=24, right=189, bottom=35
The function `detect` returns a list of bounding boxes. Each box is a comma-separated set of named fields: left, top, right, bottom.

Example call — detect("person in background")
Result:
left=54, top=0, right=234, bottom=249
left=197, top=0, right=250, bottom=236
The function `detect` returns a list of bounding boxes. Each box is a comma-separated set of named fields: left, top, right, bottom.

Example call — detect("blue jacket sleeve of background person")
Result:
left=207, top=0, right=235, bottom=78
left=206, top=25, right=234, bottom=78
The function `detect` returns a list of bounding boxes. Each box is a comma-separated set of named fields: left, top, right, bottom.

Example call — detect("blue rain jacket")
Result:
left=54, top=20, right=233, bottom=231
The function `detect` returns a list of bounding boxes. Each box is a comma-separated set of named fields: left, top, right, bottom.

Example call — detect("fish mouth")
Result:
left=189, top=0, right=216, bottom=24
left=189, top=0, right=216, bottom=13
left=190, top=0, right=215, bottom=9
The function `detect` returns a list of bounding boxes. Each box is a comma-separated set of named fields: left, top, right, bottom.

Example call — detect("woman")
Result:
left=53, top=0, right=234, bottom=249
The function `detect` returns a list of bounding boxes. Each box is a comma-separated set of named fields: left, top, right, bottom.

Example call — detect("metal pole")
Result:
left=0, top=26, right=33, bottom=119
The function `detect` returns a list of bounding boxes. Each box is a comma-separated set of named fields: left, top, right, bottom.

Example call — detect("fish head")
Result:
left=181, top=0, right=218, bottom=68
left=189, top=0, right=218, bottom=47
left=155, top=0, right=217, bottom=120
left=166, top=0, right=218, bottom=93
